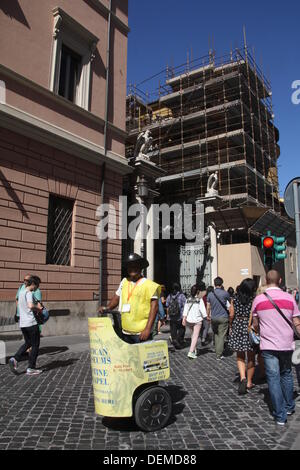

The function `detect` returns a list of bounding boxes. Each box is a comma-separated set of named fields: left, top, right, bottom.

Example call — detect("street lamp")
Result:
left=137, top=176, right=148, bottom=265
left=137, top=176, right=149, bottom=198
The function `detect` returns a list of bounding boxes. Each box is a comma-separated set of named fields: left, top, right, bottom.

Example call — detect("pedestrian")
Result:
left=16, top=273, right=42, bottom=322
left=99, top=254, right=160, bottom=344
left=228, top=278, right=257, bottom=395
left=153, top=298, right=166, bottom=336
left=254, top=284, right=268, bottom=382
left=206, top=277, right=231, bottom=360
left=9, top=275, right=43, bottom=376
left=166, top=283, right=186, bottom=349
left=252, top=270, right=300, bottom=425
left=206, top=286, right=214, bottom=296
left=198, top=281, right=211, bottom=346
left=158, top=285, right=167, bottom=333
left=182, top=285, right=207, bottom=359
left=227, top=287, right=235, bottom=299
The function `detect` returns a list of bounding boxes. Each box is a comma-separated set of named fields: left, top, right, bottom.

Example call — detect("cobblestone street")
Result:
left=1, top=332, right=300, bottom=451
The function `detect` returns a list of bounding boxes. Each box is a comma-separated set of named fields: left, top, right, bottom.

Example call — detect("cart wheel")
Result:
left=134, top=386, right=172, bottom=432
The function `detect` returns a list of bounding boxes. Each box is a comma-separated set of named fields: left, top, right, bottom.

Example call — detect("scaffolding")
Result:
left=126, top=46, right=281, bottom=214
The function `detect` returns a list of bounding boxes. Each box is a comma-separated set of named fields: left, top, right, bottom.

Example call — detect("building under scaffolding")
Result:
left=125, top=47, right=297, bottom=292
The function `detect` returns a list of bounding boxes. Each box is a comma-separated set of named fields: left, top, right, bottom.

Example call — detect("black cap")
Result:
left=126, top=253, right=149, bottom=269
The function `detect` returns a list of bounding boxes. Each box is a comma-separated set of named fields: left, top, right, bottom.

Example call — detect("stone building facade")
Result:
left=0, top=0, right=129, bottom=335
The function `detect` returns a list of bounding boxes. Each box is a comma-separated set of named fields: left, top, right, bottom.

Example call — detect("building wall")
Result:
left=218, top=242, right=295, bottom=291
left=218, top=243, right=252, bottom=290
left=0, top=127, right=122, bottom=330
left=250, top=245, right=266, bottom=286
left=0, top=0, right=128, bottom=155
left=0, top=1, right=128, bottom=335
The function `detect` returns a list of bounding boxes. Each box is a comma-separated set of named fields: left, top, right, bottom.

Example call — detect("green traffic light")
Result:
left=274, top=245, right=285, bottom=252
left=275, top=254, right=287, bottom=260
left=274, top=236, right=285, bottom=244
left=273, top=236, right=287, bottom=261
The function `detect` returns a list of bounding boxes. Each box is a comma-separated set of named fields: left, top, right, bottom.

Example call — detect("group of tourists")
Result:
left=100, top=253, right=300, bottom=426
left=163, top=270, right=300, bottom=426
left=8, top=252, right=300, bottom=427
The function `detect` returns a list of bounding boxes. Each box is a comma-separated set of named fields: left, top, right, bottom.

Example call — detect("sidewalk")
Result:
left=0, top=328, right=300, bottom=450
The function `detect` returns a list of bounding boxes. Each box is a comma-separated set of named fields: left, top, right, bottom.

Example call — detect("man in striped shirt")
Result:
left=252, top=270, right=300, bottom=426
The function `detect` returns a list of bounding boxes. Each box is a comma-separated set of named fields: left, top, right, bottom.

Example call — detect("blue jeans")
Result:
left=295, top=364, right=300, bottom=388
left=262, top=350, right=295, bottom=423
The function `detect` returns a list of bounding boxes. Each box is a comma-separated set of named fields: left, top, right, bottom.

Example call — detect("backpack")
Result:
left=168, top=295, right=181, bottom=320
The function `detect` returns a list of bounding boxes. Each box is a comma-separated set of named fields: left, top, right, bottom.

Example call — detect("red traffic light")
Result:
left=263, top=237, right=274, bottom=249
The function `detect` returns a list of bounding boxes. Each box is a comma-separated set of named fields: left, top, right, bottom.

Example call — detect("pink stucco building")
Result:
left=0, top=0, right=129, bottom=335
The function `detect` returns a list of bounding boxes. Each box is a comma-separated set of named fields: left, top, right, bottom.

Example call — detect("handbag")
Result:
left=33, top=307, right=49, bottom=325
left=31, top=293, right=50, bottom=325
left=263, top=292, right=300, bottom=340
left=249, top=327, right=261, bottom=347
left=248, top=311, right=260, bottom=348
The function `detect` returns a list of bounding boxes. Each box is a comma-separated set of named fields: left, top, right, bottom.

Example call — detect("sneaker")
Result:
left=287, top=410, right=295, bottom=416
left=26, top=368, right=43, bottom=376
left=187, top=351, right=197, bottom=360
left=216, top=356, right=225, bottom=361
left=238, top=379, right=247, bottom=395
left=9, top=357, right=18, bottom=375
left=275, top=420, right=287, bottom=426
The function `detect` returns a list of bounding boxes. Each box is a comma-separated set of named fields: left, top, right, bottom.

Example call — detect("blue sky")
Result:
left=127, top=0, right=300, bottom=195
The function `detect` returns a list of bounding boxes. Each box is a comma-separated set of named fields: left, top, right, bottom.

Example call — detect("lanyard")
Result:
left=127, top=278, right=143, bottom=302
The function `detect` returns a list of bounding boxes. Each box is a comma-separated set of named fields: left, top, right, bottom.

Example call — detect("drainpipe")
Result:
left=99, top=0, right=112, bottom=307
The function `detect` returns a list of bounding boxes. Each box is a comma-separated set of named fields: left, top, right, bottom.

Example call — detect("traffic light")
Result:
left=261, top=232, right=287, bottom=270
left=261, top=232, right=275, bottom=270
left=274, top=236, right=287, bottom=261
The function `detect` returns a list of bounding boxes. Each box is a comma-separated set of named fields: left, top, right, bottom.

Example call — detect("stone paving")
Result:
left=0, top=332, right=300, bottom=450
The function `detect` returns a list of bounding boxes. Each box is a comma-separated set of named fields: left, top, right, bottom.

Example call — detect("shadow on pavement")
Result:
left=39, top=346, right=69, bottom=356
left=4, top=346, right=69, bottom=364
left=258, top=387, right=274, bottom=415
left=42, top=358, right=79, bottom=371
left=102, top=385, right=187, bottom=433
left=196, top=347, right=214, bottom=356
left=102, top=416, right=139, bottom=432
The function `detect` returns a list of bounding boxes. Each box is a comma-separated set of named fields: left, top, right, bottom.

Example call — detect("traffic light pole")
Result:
left=293, top=181, right=300, bottom=302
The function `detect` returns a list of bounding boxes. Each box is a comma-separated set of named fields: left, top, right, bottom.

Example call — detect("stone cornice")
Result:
left=52, top=7, right=99, bottom=45
left=0, top=102, right=131, bottom=176
left=0, top=64, right=127, bottom=140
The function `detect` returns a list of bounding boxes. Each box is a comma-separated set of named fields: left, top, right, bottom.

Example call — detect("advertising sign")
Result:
left=88, top=318, right=170, bottom=418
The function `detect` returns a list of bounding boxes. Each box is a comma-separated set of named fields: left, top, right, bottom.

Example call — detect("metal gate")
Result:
left=180, top=245, right=211, bottom=295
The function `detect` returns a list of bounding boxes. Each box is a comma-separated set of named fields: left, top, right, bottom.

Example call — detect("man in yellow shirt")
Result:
left=99, top=254, right=160, bottom=344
